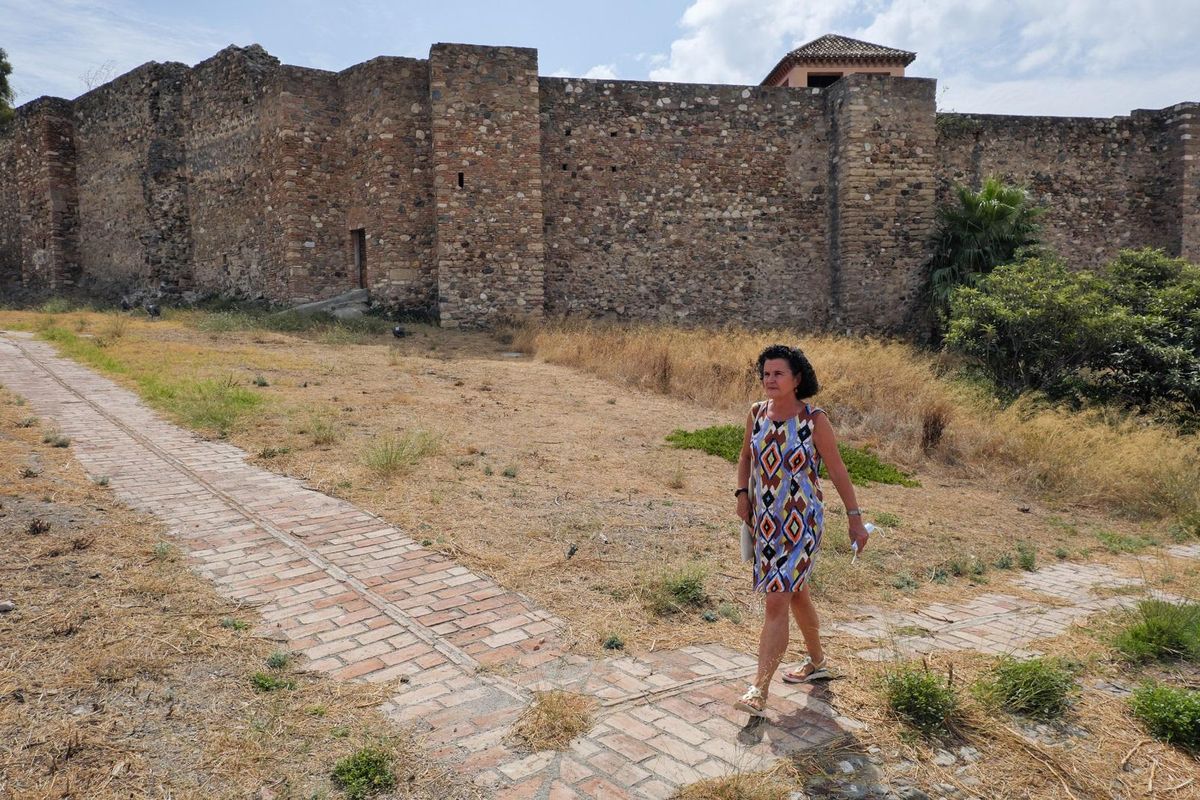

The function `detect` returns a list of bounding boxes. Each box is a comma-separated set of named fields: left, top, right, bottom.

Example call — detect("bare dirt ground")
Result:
left=2, top=309, right=1197, bottom=799
left=0, top=384, right=479, bottom=800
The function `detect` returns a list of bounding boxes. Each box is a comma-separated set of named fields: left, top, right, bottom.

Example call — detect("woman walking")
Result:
left=734, top=344, right=869, bottom=716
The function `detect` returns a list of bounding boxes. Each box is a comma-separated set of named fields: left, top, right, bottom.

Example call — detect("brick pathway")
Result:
left=0, top=332, right=854, bottom=799
left=5, top=331, right=1195, bottom=800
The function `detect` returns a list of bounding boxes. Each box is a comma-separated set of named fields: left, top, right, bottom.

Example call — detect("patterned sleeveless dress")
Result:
left=749, top=400, right=826, bottom=592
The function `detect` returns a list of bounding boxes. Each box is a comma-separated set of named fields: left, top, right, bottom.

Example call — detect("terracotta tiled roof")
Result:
left=762, top=34, right=916, bottom=85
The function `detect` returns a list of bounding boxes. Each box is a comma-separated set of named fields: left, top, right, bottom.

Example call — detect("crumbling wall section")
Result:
left=183, top=45, right=278, bottom=299
left=72, top=61, right=192, bottom=297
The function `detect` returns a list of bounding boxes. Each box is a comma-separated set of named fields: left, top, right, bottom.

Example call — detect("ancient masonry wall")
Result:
left=72, top=61, right=192, bottom=294
left=2, top=98, right=80, bottom=290
left=935, top=107, right=1196, bottom=267
left=1, top=43, right=1196, bottom=330
left=827, top=76, right=936, bottom=331
left=339, top=57, right=437, bottom=311
left=182, top=46, right=276, bottom=298
left=430, top=44, right=545, bottom=327
left=539, top=78, right=830, bottom=326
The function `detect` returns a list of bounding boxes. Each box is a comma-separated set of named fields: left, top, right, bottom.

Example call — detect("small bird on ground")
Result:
left=119, top=298, right=132, bottom=311
left=392, top=325, right=408, bottom=338
left=145, top=304, right=161, bottom=318
left=566, top=543, right=578, bottom=559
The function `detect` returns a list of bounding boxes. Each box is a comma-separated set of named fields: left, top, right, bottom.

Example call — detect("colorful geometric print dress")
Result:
left=749, top=400, right=826, bottom=592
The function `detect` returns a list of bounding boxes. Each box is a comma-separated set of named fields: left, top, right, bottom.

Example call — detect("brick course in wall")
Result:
left=0, top=42, right=1195, bottom=330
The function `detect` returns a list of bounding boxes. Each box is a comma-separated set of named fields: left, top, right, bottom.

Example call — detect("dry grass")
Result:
left=672, top=765, right=797, bottom=800
left=0, top=388, right=478, bottom=800
left=516, top=321, right=1200, bottom=520
left=507, top=691, right=596, bottom=752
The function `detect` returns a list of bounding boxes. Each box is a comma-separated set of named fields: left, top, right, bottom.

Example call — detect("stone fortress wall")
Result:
left=1, top=43, right=1196, bottom=331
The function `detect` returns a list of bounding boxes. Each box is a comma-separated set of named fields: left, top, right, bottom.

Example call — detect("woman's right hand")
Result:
left=736, top=493, right=751, bottom=524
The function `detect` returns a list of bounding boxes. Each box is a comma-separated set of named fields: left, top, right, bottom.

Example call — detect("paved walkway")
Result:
left=4, top=331, right=1195, bottom=800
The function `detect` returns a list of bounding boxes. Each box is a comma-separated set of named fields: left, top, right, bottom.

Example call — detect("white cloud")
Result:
left=582, top=63, right=618, bottom=80
left=647, top=0, right=1200, bottom=114
left=1, top=0, right=229, bottom=102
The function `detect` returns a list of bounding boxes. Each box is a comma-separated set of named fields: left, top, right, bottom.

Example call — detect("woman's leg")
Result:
left=754, top=591, right=793, bottom=691
left=789, top=584, right=824, bottom=666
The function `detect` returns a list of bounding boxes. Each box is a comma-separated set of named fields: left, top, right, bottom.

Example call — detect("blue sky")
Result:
left=2, top=0, right=1197, bottom=116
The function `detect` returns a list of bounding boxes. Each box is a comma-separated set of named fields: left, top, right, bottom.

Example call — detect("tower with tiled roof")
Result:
left=762, top=34, right=916, bottom=88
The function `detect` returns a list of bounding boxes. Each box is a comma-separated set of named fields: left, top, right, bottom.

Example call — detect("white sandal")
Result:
left=782, top=656, right=829, bottom=684
left=734, top=684, right=768, bottom=716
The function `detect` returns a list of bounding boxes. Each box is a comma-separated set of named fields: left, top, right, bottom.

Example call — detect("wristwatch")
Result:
left=846, top=508, right=862, bottom=517
left=734, top=488, right=749, bottom=498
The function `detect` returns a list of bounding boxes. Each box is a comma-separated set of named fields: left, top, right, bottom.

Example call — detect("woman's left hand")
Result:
left=849, top=517, right=870, bottom=554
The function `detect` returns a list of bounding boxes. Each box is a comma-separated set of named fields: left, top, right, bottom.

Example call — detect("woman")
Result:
left=734, top=344, right=869, bottom=716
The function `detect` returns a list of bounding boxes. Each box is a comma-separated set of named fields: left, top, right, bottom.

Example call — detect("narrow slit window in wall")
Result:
left=457, top=172, right=464, bottom=189
left=352, top=229, right=367, bottom=289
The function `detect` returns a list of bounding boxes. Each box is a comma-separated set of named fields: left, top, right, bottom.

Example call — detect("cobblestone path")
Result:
left=4, top=331, right=1194, bottom=800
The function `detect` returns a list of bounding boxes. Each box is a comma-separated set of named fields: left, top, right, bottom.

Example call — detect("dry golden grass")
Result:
left=507, top=691, right=596, bottom=752
left=672, top=766, right=797, bottom=800
left=0, top=386, right=478, bottom=800
left=517, top=320, right=1200, bottom=520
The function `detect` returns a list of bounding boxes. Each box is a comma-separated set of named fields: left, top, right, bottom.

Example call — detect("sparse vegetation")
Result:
left=976, top=657, right=1076, bottom=719
left=602, top=633, right=625, bottom=651
left=1016, top=542, right=1037, bottom=571
left=882, top=663, right=958, bottom=732
left=1130, top=682, right=1200, bottom=750
left=304, top=413, right=341, bottom=446
left=15, top=416, right=37, bottom=428
left=219, top=616, right=250, bottom=631
left=645, top=563, right=709, bottom=616
left=267, top=650, right=292, bottom=669
left=363, top=430, right=438, bottom=476
left=1095, top=530, right=1157, bottom=554
left=1113, top=599, right=1200, bottom=663
left=249, top=671, right=296, bottom=692
left=509, top=691, right=595, bottom=751
left=331, top=747, right=397, bottom=799
left=41, top=429, right=70, bottom=447
left=873, top=511, right=901, bottom=528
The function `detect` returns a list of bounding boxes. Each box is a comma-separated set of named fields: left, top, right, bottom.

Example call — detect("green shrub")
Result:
left=1114, top=599, right=1200, bottom=663
left=331, top=748, right=397, bottom=800
left=993, top=552, right=1014, bottom=570
left=946, top=249, right=1200, bottom=428
left=883, top=664, right=957, bottom=732
left=219, top=617, right=249, bottom=631
left=1130, top=682, right=1200, bottom=750
left=646, top=563, right=708, bottom=616
left=666, top=425, right=918, bottom=486
left=977, top=657, right=1075, bottom=719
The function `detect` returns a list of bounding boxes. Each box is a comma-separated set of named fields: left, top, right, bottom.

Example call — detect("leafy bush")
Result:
left=883, top=664, right=957, bottom=732
left=1130, top=682, right=1200, bottom=750
left=1114, top=599, right=1200, bottom=663
left=977, top=657, right=1075, bottom=719
left=331, top=748, right=397, bottom=800
left=946, top=249, right=1200, bottom=428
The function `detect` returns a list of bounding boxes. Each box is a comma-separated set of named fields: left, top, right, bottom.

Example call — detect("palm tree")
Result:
left=927, top=175, right=1043, bottom=317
